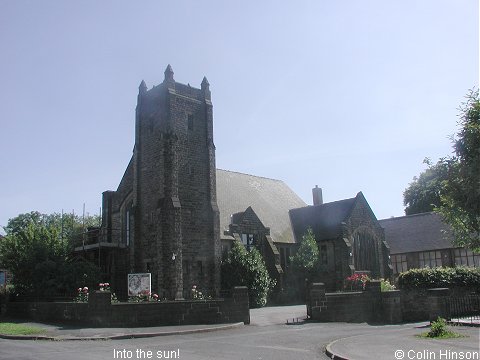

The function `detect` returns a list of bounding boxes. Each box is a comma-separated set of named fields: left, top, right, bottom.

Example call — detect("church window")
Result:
left=352, top=232, right=377, bottom=273
left=320, top=244, right=328, bottom=265
left=280, top=247, right=291, bottom=270
left=221, top=243, right=231, bottom=258
left=183, top=260, right=191, bottom=275
left=241, top=233, right=254, bottom=251
left=187, top=114, right=194, bottom=130
left=418, top=251, right=442, bottom=268
left=391, top=254, right=407, bottom=274
left=454, top=248, right=480, bottom=267
left=125, top=208, right=131, bottom=246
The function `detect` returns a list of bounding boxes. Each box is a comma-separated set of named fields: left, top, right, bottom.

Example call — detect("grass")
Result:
left=417, top=330, right=465, bottom=339
left=0, top=322, right=47, bottom=335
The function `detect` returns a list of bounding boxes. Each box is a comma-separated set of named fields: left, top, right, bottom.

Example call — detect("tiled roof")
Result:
left=289, top=197, right=356, bottom=242
left=216, top=169, right=307, bottom=243
left=379, top=212, right=454, bottom=254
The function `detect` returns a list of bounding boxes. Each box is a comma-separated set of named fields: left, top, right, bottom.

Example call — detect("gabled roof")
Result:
left=379, top=212, right=454, bottom=254
left=231, top=206, right=266, bottom=230
left=289, top=196, right=356, bottom=242
left=216, top=169, right=306, bottom=243
left=116, top=156, right=133, bottom=193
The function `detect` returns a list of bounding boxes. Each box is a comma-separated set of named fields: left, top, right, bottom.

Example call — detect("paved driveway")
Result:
left=249, top=304, right=307, bottom=326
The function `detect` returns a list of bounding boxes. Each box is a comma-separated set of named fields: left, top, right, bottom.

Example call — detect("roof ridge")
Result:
left=216, top=168, right=284, bottom=182
left=379, top=212, right=435, bottom=222
left=290, top=196, right=356, bottom=212
left=315, top=196, right=356, bottom=208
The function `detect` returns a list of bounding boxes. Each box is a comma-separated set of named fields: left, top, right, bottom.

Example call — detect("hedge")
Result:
left=397, top=267, right=480, bottom=290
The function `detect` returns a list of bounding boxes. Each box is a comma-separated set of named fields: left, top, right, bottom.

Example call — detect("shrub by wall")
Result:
left=398, top=267, right=480, bottom=291
left=221, top=241, right=275, bottom=308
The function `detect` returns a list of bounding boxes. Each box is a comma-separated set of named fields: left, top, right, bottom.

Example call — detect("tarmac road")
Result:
left=1, top=305, right=478, bottom=360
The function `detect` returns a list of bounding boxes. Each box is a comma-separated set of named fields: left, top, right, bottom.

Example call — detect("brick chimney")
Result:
left=312, top=185, right=323, bottom=206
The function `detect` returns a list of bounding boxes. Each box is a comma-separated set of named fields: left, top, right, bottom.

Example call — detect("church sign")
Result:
left=128, top=273, right=151, bottom=297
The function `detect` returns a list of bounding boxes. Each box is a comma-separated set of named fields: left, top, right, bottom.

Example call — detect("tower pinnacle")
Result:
left=164, top=64, right=174, bottom=82
left=201, top=76, right=211, bottom=99
left=139, top=80, right=147, bottom=94
left=201, top=76, right=209, bottom=89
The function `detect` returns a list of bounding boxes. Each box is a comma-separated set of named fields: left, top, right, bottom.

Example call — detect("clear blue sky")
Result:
left=0, top=1, right=478, bottom=233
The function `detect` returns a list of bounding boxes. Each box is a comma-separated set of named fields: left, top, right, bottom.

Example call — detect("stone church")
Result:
left=290, top=188, right=391, bottom=291
left=75, top=66, right=391, bottom=298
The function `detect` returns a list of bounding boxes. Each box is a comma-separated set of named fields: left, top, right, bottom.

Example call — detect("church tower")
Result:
left=131, top=65, right=221, bottom=299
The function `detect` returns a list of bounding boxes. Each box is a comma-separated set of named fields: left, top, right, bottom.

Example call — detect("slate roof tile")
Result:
left=216, top=169, right=306, bottom=243
left=289, top=197, right=356, bottom=242
left=379, top=212, right=454, bottom=254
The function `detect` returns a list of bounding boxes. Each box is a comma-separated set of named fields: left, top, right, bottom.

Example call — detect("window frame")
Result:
left=391, top=254, right=408, bottom=274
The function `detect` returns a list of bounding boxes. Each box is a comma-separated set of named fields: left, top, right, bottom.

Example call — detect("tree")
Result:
left=289, top=228, right=320, bottom=274
left=3, top=211, right=100, bottom=248
left=221, top=241, right=275, bottom=308
left=286, top=228, right=320, bottom=301
left=403, top=159, right=449, bottom=215
left=403, top=89, right=480, bottom=250
left=0, top=211, right=100, bottom=298
left=436, top=89, right=480, bottom=250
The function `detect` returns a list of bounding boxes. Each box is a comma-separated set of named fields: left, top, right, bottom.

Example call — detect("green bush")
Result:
left=397, top=267, right=480, bottom=290
left=286, top=228, right=320, bottom=301
left=0, top=212, right=101, bottom=298
left=380, top=279, right=396, bottom=292
left=417, top=317, right=463, bottom=339
left=289, top=228, right=319, bottom=272
left=428, top=317, right=448, bottom=337
left=221, top=241, right=275, bottom=308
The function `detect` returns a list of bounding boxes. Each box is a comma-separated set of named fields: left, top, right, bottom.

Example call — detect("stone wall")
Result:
left=400, top=289, right=431, bottom=322
left=307, top=281, right=386, bottom=323
left=307, top=282, right=477, bottom=323
left=400, top=287, right=476, bottom=322
left=0, top=293, right=7, bottom=317
left=6, top=287, right=249, bottom=327
left=6, top=301, right=89, bottom=324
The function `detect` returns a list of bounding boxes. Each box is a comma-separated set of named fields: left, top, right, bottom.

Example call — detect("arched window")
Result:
left=241, top=233, right=254, bottom=251
left=352, top=230, right=378, bottom=274
left=125, top=208, right=131, bottom=246
left=123, top=202, right=133, bottom=246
